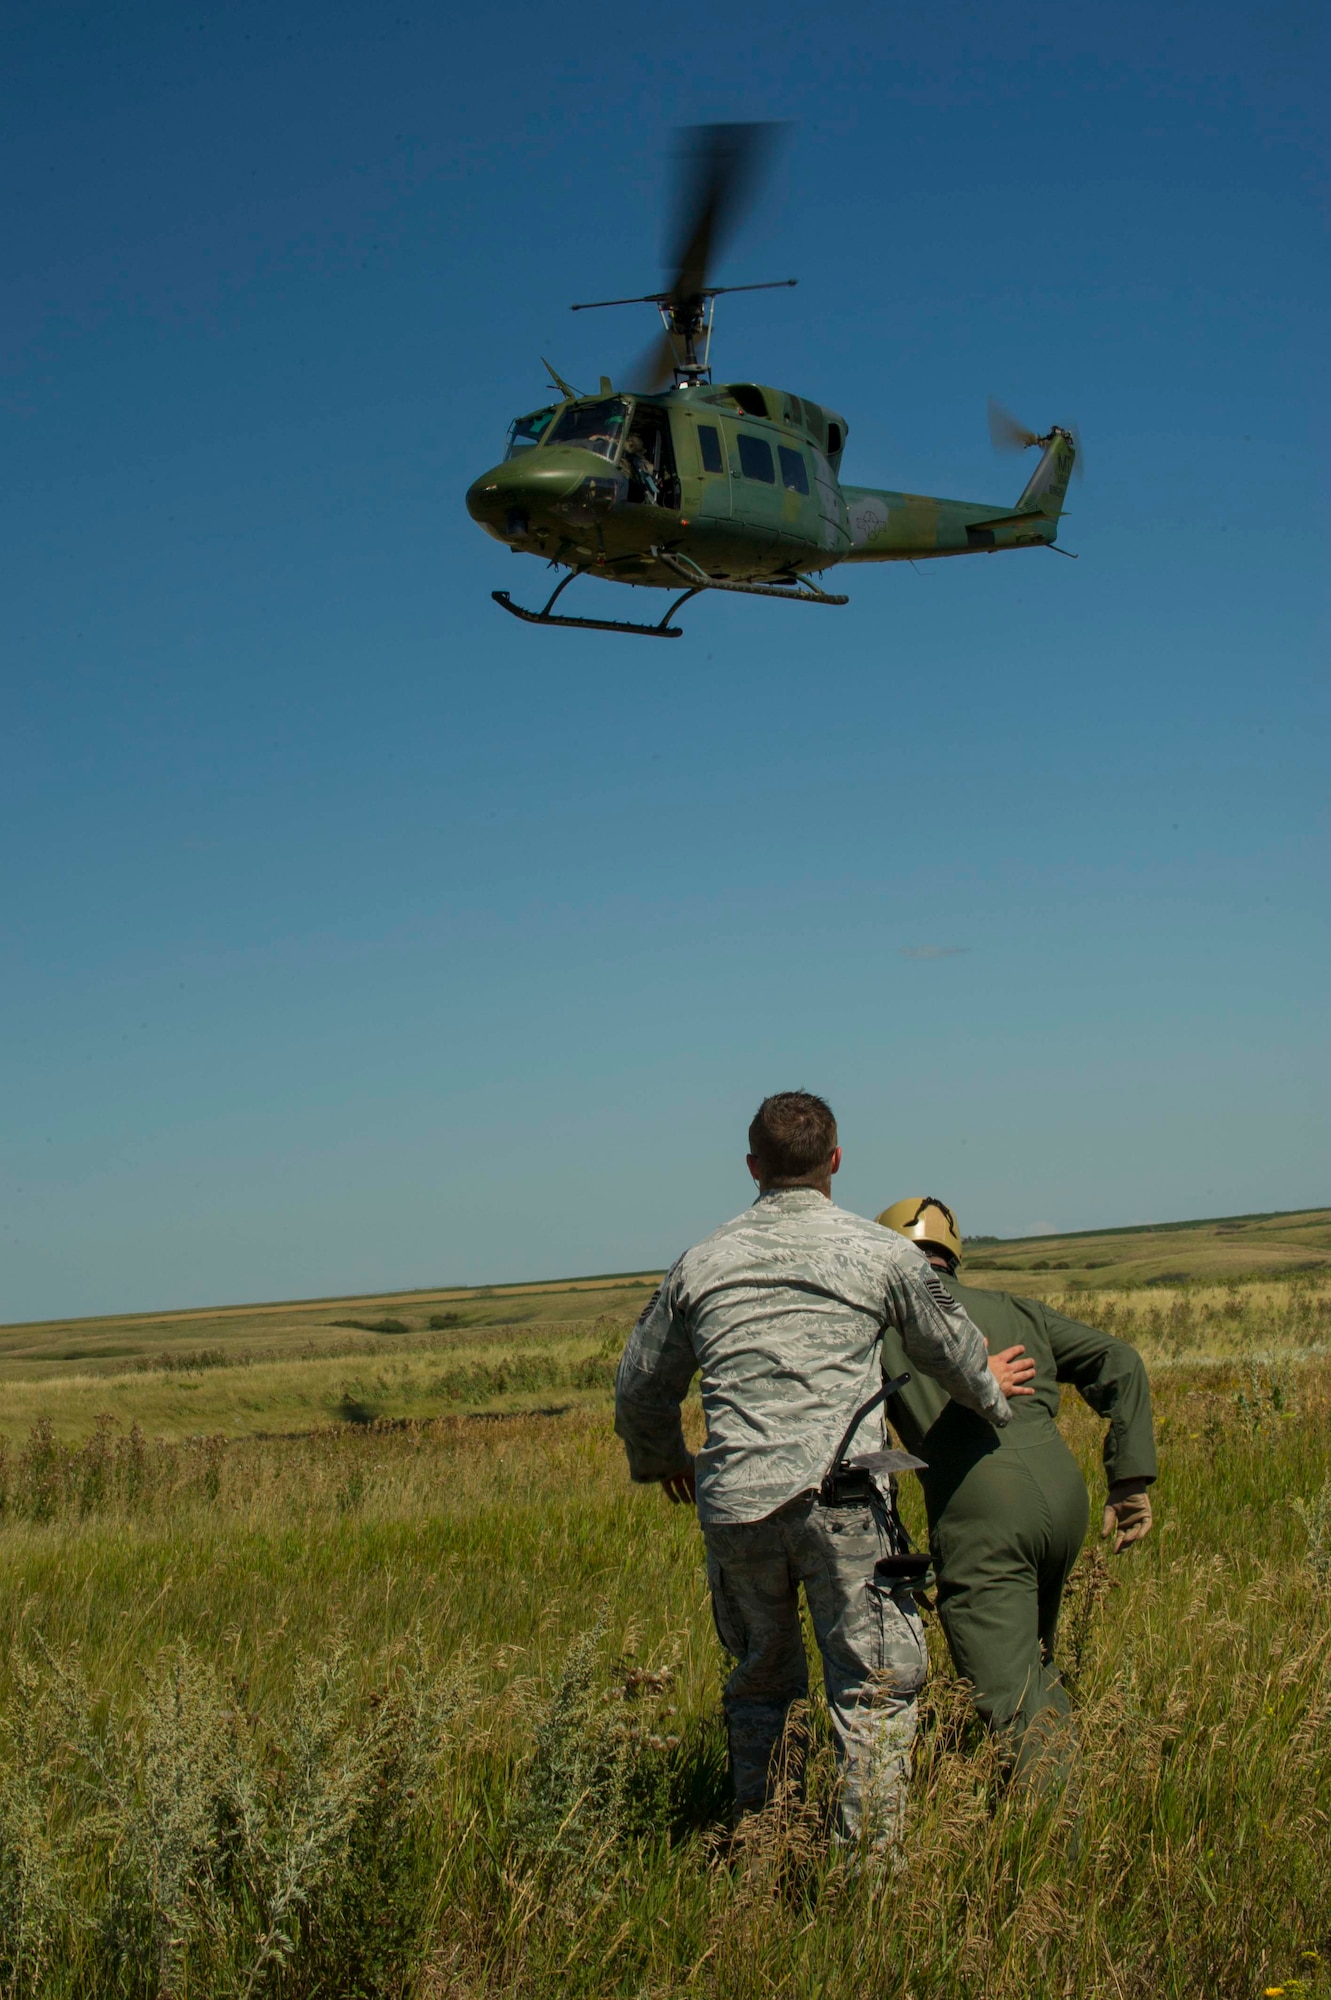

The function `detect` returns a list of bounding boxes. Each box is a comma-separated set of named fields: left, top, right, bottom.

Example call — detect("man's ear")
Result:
left=828, top=1146, right=843, bottom=1177
left=746, top=1153, right=761, bottom=1184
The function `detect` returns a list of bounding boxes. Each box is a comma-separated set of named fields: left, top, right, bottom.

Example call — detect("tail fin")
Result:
left=1016, top=427, right=1076, bottom=522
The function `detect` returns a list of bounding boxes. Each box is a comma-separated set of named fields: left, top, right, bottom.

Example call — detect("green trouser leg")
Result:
left=928, top=1433, right=1090, bottom=1791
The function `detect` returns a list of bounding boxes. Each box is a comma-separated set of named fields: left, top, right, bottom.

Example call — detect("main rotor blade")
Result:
left=665, top=122, right=781, bottom=312
left=987, top=397, right=1041, bottom=453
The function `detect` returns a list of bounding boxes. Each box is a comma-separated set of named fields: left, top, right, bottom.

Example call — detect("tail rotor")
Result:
left=987, top=398, right=1042, bottom=454
left=988, top=398, right=1085, bottom=482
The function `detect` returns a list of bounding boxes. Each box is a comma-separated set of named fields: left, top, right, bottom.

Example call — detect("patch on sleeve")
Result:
left=925, top=1273, right=960, bottom=1314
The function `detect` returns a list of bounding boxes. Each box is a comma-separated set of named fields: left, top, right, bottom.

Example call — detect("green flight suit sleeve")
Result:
left=614, top=1261, right=696, bottom=1483
left=1035, top=1302, right=1158, bottom=1487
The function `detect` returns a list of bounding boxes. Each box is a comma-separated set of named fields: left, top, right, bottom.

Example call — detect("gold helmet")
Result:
left=876, top=1195, right=963, bottom=1264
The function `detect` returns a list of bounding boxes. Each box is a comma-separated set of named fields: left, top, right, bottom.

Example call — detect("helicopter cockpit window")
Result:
left=778, top=446, right=810, bottom=495
left=547, top=397, right=630, bottom=461
left=505, top=408, right=556, bottom=458
left=737, top=434, right=775, bottom=484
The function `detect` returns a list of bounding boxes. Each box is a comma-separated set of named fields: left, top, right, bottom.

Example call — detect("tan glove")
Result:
left=1102, top=1477, right=1153, bottom=1553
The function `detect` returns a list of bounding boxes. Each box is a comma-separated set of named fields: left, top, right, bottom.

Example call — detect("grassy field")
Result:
left=967, top=1203, right=1331, bottom=1288
left=1, top=1204, right=1326, bottom=1443
left=1, top=1232, right=1329, bottom=1995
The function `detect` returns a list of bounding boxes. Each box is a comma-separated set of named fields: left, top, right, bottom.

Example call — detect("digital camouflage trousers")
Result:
left=703, top=1491, right=928, bottom=1847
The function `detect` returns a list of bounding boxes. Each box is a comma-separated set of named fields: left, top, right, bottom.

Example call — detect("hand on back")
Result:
left=988, top=1345, right=1037, bottom=1398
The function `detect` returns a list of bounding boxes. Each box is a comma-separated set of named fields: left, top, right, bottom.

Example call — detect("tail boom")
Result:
left=839, top=427, right=1075, bottom=564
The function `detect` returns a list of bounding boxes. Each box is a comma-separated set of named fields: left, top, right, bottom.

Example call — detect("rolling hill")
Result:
left=1, top=1205, right=1325, bottom=1390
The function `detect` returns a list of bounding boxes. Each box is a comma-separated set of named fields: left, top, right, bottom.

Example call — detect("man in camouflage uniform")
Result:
left=877, top=1196, right=1157, bottom=1789
left=614, top=1093, right=1035, bottom=1850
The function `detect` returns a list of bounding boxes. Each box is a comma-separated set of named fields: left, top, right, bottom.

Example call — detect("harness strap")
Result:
left=819, top=1372, right=910, bottom=1498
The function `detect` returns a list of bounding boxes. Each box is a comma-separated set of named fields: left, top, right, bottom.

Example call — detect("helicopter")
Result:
left=465, top=126, right=1077, bottom=639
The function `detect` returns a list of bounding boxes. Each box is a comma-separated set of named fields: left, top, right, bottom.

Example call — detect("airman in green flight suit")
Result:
left=877, top=1197, right=1158, bottom=1788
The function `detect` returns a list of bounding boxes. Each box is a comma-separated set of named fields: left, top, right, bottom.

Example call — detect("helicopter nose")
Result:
left=466, top=458, right=586, bottom=542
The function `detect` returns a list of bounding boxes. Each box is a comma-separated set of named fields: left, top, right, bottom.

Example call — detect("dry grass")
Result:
left=3, top=1276, right=1329, bottom=1445
left=0, top=1317, right=629, bottom=1443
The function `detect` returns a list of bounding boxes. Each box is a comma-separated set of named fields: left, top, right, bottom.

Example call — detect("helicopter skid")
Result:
left=491, top=551, right=850, bottom=638
left=491, top=585, right=701, bottom=639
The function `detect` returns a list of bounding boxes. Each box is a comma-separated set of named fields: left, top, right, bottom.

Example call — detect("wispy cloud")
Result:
left=899, top=945, right=971, bottom=961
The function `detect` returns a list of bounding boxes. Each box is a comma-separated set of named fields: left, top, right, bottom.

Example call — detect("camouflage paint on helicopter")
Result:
left=465, top=126, right=1077, bottom=638
left=465, top=381, right=1075, bottom=635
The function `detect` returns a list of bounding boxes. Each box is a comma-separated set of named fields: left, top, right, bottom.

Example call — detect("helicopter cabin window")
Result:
left=729, top=385, right=769, bottom=419
left=697, top=425, right=724, bottom=474
left=547, top=397, right=630, bottom=461
left=778, top=446, right=810, bottom=495
left=505, top=408, right=556, bottom=458
left=737, top=434, right=775, bottom=483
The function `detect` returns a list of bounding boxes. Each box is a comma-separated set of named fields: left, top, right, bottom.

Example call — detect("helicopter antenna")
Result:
left=540, top=356, right=580, bottom=399
left=570, top=123, right=793, bottom=390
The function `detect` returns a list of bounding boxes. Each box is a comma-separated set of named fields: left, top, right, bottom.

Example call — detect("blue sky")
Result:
left=3, top=0, right=1327, bottom=1320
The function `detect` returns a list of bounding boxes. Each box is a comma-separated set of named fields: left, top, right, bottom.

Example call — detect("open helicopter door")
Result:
left=624, top=403, right=682, bottom=510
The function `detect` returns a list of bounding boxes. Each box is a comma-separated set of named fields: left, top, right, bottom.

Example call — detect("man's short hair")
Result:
left=748, top=1091, right=838, bottom=1186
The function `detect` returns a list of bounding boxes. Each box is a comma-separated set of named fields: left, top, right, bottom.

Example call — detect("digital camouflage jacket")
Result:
left=614, top=1189, right=1011, bottom=1525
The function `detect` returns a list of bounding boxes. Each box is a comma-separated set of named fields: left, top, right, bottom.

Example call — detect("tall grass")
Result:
left=4, top=1285, right=1327, bottom=1446
left=0, top=1317, right=631, bottom=1444
left=0, top=1289, right=1329, bottom=1995
left=1046, top=1272, right=1331, bottom=1360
